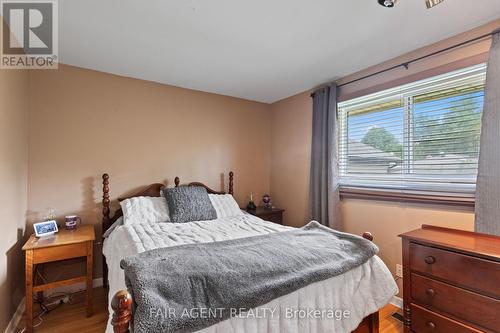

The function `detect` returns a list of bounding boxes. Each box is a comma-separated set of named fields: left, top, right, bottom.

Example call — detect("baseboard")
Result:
left=3, top=297, right=25, bottom=333
left=45, top=277, right=103, bottom=297
left=390, top=295, right=403, bottom=309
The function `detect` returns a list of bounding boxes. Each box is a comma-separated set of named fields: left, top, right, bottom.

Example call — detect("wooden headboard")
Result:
left=101, top=171, right=234, bottom=287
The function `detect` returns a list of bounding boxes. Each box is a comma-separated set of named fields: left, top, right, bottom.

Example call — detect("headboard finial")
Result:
left=362, top=232, right=374, bottom=242
left=229, top=171, right=234, bottom=195
left=174, top=177, right=180, bottom=187
left=102, top=173, right=110, bottom=224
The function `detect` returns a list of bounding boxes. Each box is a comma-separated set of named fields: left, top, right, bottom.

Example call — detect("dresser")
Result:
left=399, top=225, right=500, bottom=333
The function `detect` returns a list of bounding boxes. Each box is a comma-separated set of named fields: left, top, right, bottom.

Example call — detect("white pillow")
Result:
left=120, top=196, right=170, bottom=225
left=209, top=194, right=244, bottom=218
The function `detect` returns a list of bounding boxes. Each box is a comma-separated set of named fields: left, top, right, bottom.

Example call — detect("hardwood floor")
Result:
left=379, top=303, right=404, bottom=333
left=16, top=287, right=403, bottom=333
left=15, top=288, right=108, bottom=333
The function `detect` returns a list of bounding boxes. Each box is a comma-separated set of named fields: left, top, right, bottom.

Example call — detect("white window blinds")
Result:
left=338, top=64, right=486, bottom=196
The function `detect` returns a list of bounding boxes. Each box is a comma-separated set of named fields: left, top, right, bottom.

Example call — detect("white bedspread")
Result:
left=103, top=214, right=398, bottom=333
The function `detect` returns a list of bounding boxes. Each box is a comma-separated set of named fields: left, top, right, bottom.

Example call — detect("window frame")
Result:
left=337, top=64, right=487, bottom=206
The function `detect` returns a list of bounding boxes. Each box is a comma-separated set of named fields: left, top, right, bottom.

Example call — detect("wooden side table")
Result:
left=245, top=207, right=285, bottom=225
left=22, top=224, right=95, bottom=333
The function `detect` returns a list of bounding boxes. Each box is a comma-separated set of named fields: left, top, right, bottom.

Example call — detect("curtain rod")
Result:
left=310, top=31, right=495, bottom=98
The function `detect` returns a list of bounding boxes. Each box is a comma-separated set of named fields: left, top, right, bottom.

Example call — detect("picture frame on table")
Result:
left=33, top=220, right=59, bottom=237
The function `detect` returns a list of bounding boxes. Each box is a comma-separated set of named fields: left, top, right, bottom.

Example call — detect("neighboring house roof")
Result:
left=347, top=140, right=401, bottom=162
left=414, top=154, right=477, bottom=165
left=346, top=141, right=477, bottom=175
left=413, top=154, right=478, bottom=174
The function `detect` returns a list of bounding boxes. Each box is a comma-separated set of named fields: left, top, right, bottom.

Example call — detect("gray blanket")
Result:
left=121, top=221, right=379, bottom=333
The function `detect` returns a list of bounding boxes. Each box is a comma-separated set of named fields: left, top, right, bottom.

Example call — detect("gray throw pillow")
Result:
left=163, top=186, right=217, bottom=223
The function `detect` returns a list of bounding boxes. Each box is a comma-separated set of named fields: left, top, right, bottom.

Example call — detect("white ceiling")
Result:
left=59, top=0, right=500, bottom=103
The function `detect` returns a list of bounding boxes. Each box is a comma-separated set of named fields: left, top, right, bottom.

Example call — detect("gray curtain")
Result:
left=310, top=84, right=341, bottom=230
left=475, top=31, right=500, bottom=236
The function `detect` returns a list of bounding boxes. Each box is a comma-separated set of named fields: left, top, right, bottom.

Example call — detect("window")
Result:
left=338, top=64, right=486, bottom=198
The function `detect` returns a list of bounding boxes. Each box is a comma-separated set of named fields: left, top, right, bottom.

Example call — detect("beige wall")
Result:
left=270, top=92, right=312, bottom=227
left=0, top=69, right=29, bottom=331
left=28, top=64, right=272, bottom=279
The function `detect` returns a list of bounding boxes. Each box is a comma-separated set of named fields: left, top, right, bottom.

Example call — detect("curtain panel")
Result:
left=310, top=85, right=341, bottom=230
left=475, top=30, right=500, bottom=236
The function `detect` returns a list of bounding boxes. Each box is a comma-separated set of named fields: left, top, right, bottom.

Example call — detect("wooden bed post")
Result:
left=357, top=231, right=379, bottom=333
left=229, top=171, right=234, bottom=195
left=111, top=290, right=132, bottom=333
left=102, top=174, right=111, bottom=226
left=362, top=232, right=374, bottom=241
left=367, top=311, right=380, bottom=333
left=102, top=173, right=111, bottom=288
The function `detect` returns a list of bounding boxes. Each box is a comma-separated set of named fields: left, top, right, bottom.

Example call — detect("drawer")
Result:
left=411, top=273, right=500, bottom=331
left=410, top=242, right=500, bottom=298
left=411, top=304, right=482, bottom=333
left=264, top=212, right=283, bottom=224
left=32, top=242, right=88, bottom=264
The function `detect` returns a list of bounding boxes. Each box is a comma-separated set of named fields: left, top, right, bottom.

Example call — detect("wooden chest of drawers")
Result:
left=400, top=225, right=500, bottom=333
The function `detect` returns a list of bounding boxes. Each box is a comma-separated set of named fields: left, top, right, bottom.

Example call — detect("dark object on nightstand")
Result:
left=246, top=207, right=285, bottom=225
left=399, top=225, right=500, bottom=333
left=262, top=194, right=271, bottom=208
left=246, top=200, right=257, bottom=211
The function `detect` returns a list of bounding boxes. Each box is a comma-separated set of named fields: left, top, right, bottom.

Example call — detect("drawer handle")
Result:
left=427, top=321, right=436, bottom=330
left=426, top=288, right=435, bottom=297
left=424, top=256, right=436, bottom=264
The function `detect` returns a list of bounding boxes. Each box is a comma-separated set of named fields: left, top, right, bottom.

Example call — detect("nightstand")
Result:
left=22, top=224, right=95, bottom=333
left=246, top=207, right=285, bottom=225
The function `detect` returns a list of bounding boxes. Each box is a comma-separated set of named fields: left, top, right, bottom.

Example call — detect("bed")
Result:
left=101, top=172, right=397, bottom=333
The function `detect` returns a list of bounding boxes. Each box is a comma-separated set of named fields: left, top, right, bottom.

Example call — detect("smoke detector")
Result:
left=378, top=0, right=445, bottom=9
left=378, top=0, right=398, bottom=7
